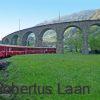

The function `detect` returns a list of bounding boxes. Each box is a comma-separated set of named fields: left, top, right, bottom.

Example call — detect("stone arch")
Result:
left=40, top=28, right=57, bottom=47
left=3, top=38, right=10, bottom=44
left=63, top=25, right=82, bottom=53
left=39, top=28, right=52, bottom=37
left=89, top=24, right=100, bottom=35
left=11, top=35, right=18, bottom=45
left=90, top=23, right=100, bottom=27
left=22, top=31, right=36, bottom=46
left=63, top=25, right=82, bottom=33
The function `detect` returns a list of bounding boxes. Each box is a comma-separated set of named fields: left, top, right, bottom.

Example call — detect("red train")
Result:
left=0, top=45, right=56, bottom=58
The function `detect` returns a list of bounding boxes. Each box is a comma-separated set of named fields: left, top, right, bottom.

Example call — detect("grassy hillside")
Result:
left=0, top=54, right=100, bottom=100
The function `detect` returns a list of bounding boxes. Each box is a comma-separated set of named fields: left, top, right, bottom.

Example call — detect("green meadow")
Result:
left=0, top=53, right=100, bottom=100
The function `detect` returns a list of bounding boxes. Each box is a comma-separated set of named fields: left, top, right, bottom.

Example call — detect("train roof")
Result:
left=0, top=44, right=56, bottom=48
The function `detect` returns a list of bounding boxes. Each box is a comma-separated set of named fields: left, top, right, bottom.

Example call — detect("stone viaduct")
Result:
left=2, top=20, right=100, bottom=54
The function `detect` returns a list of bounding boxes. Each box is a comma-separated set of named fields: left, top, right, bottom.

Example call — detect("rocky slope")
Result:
left=36, top=9, right=100, bottom=26
left=91, top=9, right=100, bottom=19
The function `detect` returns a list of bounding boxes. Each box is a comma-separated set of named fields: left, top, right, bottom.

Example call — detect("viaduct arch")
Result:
left=2, top=20, right=100, bottom=54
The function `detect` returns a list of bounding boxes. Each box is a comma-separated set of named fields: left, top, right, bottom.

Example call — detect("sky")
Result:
left=0, top=0, right=100, bottom=40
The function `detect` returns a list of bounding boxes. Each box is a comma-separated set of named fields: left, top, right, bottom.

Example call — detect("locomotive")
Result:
left=0, top=44, right=56, bottom=58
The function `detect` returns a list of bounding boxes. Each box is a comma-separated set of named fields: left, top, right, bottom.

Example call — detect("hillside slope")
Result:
left=91, top=9, right=100, bottom=20
left=37, top=9, right=100, bottom=26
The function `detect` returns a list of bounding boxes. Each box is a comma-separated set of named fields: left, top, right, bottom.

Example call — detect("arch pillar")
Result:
left=11, top=35, right=19, bottom=45
left=17, top=36, right=22, bottom=46
left=2, top=38, right=10, bottom=45
left=35, top=35, right=43, bottom=47
left=56, top=29, right=64, bottom=54
left=20, top=31, right=36, bottom=46
left=82, top=28, right=89, bottom=54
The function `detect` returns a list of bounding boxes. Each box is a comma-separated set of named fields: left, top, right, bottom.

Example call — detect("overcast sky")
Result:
left=0, top=0, right=100, bottom=40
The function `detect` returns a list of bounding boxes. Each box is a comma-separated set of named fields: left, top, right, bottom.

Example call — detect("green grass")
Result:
left=0, top=53, right=100, bottom=100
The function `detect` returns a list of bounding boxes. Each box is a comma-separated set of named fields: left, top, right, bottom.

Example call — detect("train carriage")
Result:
left=0, top=45, right=56, bottom=58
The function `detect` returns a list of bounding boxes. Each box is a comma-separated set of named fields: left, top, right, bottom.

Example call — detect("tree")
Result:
left=89, top=25, right=100, bottom=52
left=64, top=28, right=82, bottom=52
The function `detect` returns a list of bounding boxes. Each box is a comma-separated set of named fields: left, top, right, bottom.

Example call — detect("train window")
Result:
left=9, top=48, right=12, bottom=51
